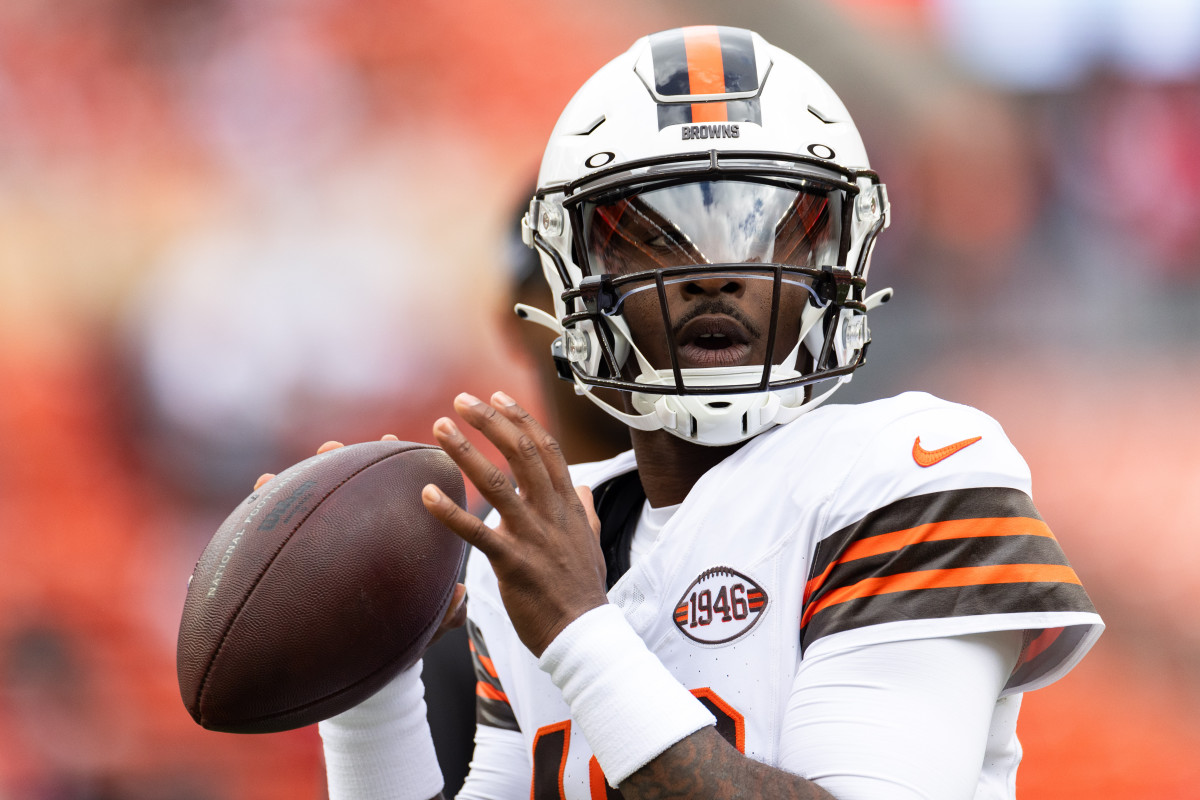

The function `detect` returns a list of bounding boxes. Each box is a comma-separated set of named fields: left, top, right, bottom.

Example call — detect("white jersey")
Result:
left=463, top=392, right=1103, bottom=797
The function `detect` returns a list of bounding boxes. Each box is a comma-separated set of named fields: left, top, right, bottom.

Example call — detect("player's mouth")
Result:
left=674, top=314, right=756, bottom=368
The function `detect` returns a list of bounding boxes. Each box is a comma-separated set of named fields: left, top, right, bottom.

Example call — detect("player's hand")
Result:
left=421, top=392, right=607, bottom=658
left=252, top=434, right=468, bottom=647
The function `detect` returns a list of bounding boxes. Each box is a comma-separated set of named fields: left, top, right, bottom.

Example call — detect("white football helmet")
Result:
left=519, top=26, right=891, bottom=447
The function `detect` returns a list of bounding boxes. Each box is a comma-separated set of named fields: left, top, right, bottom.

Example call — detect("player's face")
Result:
left=614, top=269, right=810, bottom=373
left=582, top=179, right=837, bottom=374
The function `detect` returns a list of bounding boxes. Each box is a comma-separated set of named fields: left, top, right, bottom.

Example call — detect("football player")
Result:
left=318, top=27, right=1103, bottom=800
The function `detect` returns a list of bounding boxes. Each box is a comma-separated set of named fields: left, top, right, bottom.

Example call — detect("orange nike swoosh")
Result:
left=912, top=435, right=982, bottom=467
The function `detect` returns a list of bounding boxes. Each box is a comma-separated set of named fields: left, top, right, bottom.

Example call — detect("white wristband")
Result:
left=538, top=604, right=715, bottom=787
left=318, top=660, right=444, bottom=800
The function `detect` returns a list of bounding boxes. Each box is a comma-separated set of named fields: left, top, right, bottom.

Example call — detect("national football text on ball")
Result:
left=205, top=451, right=334, bottom=599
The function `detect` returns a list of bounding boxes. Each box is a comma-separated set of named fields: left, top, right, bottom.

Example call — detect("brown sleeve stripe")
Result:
left=800, top=487, right=1098, bottom=651
left=467, top=619, right=520, bottom=732
left=804, top=515, right=1057, bottom=605
left=810, top=487, right=1042, bottom=579
left=801, top=563, right=1081, bottom=629
left=800, top=580, right=1096, bottom=654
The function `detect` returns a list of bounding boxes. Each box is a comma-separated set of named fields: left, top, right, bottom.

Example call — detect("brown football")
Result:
left=176, top=440, right=467, bottom=734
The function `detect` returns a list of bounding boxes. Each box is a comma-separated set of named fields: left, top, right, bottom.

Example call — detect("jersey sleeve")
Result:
left=456, top=725, right=530, bottom=800
left=780, top=631, right=1022, bottom=799
left=467, top=617, right=521, bottom=733
left=799, top=397, right=1103, bottom=694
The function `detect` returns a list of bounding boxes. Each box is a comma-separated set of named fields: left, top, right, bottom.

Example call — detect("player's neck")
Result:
left=629, top=428, right=745, bottom=507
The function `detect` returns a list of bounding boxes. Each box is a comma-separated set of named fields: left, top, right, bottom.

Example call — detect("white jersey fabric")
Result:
left=462, top=392, right=1104, bottom=798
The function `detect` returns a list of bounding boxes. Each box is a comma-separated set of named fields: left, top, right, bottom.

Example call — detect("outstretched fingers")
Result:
left=428, top=391, right=585, bottom=554
left=421, top=481, right=503, bottom=556
left=463, top=391, right=576, bottom=499
left=430, top=392, right=609, bottom=656
left=431, top=407, right=527, bottom=517
left=427, top=401, right=536, bottom=561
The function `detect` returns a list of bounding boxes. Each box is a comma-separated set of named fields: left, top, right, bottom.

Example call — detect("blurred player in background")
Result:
left=317, top=26, right=1103, bottom=800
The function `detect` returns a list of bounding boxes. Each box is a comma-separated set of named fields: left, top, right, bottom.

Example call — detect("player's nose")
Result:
left=680, top=272, right=745, bottom=299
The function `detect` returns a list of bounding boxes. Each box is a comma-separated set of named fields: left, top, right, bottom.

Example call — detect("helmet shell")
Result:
left=537, top=28, right=871, bottom=190
left=524, top=27, right=890, bottom=446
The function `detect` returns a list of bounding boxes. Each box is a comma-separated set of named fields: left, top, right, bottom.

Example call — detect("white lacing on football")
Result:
left=538, top=603, right=716, bottom=787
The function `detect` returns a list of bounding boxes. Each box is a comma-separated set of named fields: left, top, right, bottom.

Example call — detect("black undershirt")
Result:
left=591, top=470, right=647, bottom=590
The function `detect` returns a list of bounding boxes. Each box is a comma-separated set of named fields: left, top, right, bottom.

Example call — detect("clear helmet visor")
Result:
left=575, top=179, right=843, bottom=387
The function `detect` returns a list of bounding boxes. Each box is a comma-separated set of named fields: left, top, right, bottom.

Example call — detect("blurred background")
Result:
left=1, top=0, right=1198, bottom=797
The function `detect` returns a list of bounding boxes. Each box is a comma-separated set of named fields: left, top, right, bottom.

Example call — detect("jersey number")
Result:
left=530, top=687, right=745, bottom=800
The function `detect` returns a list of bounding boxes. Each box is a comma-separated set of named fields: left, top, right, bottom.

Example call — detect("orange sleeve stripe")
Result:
left=801, top=563, right=1082, bottom=629
left=469, top=639, right=500, bottom=679
left=805, top=517, right=1055, bottom=601
left=682, top=25, right=728, bottom=123
left=475, top=681, right=509, bottom=704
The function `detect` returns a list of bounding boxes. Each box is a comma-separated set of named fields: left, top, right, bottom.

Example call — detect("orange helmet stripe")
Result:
left=682, top=25, right=729, bottom=122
